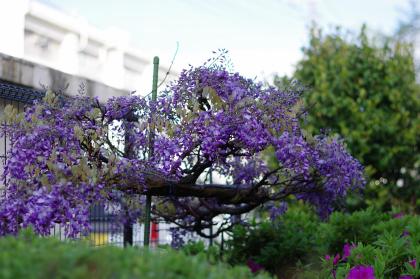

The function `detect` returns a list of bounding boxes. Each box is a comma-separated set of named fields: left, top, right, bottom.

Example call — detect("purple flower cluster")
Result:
left=0, top=56, right=365, bottom=237
left=0, top=182, right=102, bottom=237
left=325, top=243, right=357, bottom=278
left=169, top=227, right=187, bottom=249
left=268, top=202, right=288, bottom=221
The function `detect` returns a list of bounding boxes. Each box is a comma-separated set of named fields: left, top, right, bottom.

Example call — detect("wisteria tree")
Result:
left=0, top=55, right=365, bottom=240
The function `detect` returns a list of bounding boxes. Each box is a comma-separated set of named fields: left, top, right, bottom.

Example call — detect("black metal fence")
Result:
left=49, top=203, right=170, bottom=247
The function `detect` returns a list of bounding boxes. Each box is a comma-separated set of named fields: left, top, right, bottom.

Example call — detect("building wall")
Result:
left=0, top=53, right=129, bottom=102
left=0, top=0, right=177, bottom=94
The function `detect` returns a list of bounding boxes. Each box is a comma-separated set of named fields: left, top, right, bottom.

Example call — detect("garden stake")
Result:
left=209, top=167, right=213, bottom=246
left=144, top=56, right=159, bottom=247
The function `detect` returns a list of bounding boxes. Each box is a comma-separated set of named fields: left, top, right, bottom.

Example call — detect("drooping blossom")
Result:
left=269, top=202, right=288, bottom=221
left=0, top=52, right=365, bottom=237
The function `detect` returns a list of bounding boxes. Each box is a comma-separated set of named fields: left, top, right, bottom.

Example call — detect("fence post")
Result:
left=123, top=120, right=134, bottom=246
left=144, top=56, right=159, bottom=247
left=123, top=209, right=133, bottom=247
left=209, top=168, right=213, bottom=246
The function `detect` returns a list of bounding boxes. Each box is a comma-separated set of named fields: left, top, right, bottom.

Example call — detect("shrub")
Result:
left=225, top=207, right=419, bottom=278
left=323, top=208, right=390, bottom=254
left=0, top=229, right=271, bottom=279
left=226, top=207, right=325, bottom=278
left=320, top=217, right=419, bottom=278
left=301, top=214, right=420, bottom=278
left=180, top=240, right=220, bottom=264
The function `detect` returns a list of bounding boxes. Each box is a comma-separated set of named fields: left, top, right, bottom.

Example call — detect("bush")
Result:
left=315, top=215, right=420, bottom=279
left=225, top=207, right=419, bottom=278
left=0, top=230, right=271, bottom=279
left=323, top=208, right=390, bottom=254
left=180, top=240, right=220, bottom=264
left=226, top=207, right=325, bottom=278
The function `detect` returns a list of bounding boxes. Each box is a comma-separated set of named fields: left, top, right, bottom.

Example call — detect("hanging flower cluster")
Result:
left=0, top=54, right=365, bottom=237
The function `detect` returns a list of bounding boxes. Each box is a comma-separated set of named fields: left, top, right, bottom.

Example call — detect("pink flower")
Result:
left=246, top=258, right=263, bottom=273
left=343, top=243, right=356, bottom=260
left=325, top=254, right=341, bottom=279
left=347, top=265, right=375, bottom=279
left=393, top=212, right=404, bottom=219
left=409, top=259, right=416, bottom=268
left=325, top=253, right=341, bottom=265
left=333, top=254, right=341, bottom=265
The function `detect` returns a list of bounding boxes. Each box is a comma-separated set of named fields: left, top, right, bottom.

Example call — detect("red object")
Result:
left=151, top=222, right=159, bottom=244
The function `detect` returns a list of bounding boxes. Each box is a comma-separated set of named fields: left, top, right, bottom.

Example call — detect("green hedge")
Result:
left=0, top=230, right=271, bottom=279
left=226, top=207, right=325, bottom=277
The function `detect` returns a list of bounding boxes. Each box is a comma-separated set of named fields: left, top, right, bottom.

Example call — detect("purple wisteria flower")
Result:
left=269, top=202, right=288, bottom=221
left=0, top=54, right=366, bottom=237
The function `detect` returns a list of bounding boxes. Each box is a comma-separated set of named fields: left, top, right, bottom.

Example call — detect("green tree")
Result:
left=276, top=26, right=420, bottom=211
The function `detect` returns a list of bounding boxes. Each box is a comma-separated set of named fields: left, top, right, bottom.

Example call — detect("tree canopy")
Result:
left=0, top=55, right=364, bottom=238
left=276, top=27, right=420, bottom=210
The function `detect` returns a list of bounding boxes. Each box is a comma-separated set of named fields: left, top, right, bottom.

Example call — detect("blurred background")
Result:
left=0, top=0, right=418, bottom=91
left=0, top=0, right=418, bottom=247
left=0, top=2, right=418, bottom=277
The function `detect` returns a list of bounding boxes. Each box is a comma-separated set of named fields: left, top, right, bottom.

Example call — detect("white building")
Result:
left=0, top=0, right=176, bottom=94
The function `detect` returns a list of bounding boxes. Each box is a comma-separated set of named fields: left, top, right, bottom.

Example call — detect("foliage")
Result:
left=276, top=26, right=420, bottom=211
left=316, top=215, right=420, bottom=279
left=179, top=240, right=220, bottom=264
left=224, top=207, right=419, bottom=278
left=226, top=206, right=326, bottom=277
left=0, top=229, right=271, bottom=279
left=323, top=208, right=390, bottom=254
left=0, top=52, right=364, bottom=239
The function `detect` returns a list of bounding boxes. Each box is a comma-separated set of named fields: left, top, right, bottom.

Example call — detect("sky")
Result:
left=45, top=0, right=412, bottom=80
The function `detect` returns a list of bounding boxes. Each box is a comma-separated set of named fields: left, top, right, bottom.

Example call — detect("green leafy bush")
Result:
left=226, top=207, right=325, bottom=278
left=225, top=207, right=419, bottom=278
left=180, top=240, right=220, bottom=264
left=0, top=230, right=271, bottom=279
left=323, top=208, right=390, bottom=254
left=314, top=215, right=420, bottom=279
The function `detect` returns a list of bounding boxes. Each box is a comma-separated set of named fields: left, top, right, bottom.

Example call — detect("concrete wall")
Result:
left=0, top=53, right=129, bottom=102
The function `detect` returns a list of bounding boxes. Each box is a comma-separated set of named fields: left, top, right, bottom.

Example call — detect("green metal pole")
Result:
left=209, top=168, right=213, bottom=246
left=144, top=56, right=159, bottom=247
